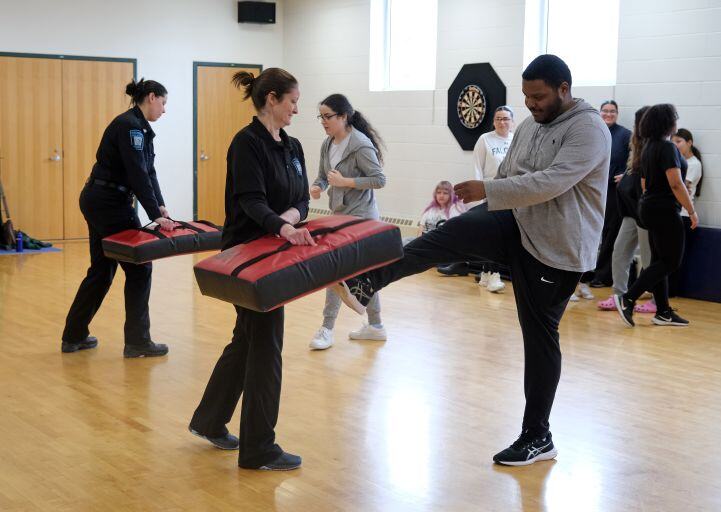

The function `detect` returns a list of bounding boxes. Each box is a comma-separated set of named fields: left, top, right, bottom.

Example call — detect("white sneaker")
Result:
left=569, top=293, right=580, bottom=302
left=486, top=272, right=506, bottom=293
left=348, top=323, right=387, bottom=341
left=309, top=327, right=334, bottom=350
left=578, top=283, right=594, bottom=300
left=479, top=271, right=490, bottom=287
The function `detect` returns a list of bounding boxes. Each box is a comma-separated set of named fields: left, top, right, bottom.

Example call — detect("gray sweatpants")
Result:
left=611, top=216, right=652, bottom=296
left=322, top=287, right=382, bottom=330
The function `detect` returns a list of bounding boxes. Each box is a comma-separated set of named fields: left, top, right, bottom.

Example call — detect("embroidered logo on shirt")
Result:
left=129, top=129, right=144, bottom=151
left=291, top=157, right=303, bottom=177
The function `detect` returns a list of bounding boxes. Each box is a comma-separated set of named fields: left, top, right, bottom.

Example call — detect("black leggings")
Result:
left=624, top=200, right=684, bottom=312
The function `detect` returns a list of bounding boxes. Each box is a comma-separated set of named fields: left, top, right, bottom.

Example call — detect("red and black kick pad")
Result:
left=102, top=220, right=222, bottom=264
left=193, top=215, right=403, bottom=312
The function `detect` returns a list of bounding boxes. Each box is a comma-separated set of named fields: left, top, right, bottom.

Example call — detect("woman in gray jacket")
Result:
left=309, top=94, right=387, bottom=350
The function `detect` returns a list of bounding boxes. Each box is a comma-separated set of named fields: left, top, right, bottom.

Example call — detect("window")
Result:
left=523, top=0, right=620, bottom=86
left=369, top=0, right=438, bottom=91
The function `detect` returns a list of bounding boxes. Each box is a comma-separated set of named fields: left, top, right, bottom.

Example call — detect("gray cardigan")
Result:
left=485, top=99, right=611, bottom=272
left=313, top=127, right=386, bottom=219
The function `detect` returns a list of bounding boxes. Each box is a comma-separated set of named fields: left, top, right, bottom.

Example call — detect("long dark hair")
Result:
left=320, top=94, right=385, bottom=164
left=232, top=68, right=298, bottom=111
left=638, top=104, right=679, bottom=180
left=125, top=78, right=167, bottom=106
left=627, top=105, right=650, bottom=174
left=674, top=128, right=703, bottom=197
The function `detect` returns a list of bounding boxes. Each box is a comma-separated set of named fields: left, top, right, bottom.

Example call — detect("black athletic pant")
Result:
left=624, top=200, right=684, bottom=312
left=365, top=205, right=580, bottom=436
left=592, top=183, right=623, bottom=284
left=668, top=216, right=693, bottom=297
left=190, top=305, right=284, bottom=468
left=63, top=185, right=152, bottom=345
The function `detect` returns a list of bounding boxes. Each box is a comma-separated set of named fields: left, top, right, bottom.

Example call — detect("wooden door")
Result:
left=0, top=57, right=64, bottom=240
left=62, top=60, right=134, bottom=239
left=196, top=65, right=260, bottom=225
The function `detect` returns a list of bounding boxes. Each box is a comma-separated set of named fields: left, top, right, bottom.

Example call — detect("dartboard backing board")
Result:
left=447, top=63, right=506, bottom=151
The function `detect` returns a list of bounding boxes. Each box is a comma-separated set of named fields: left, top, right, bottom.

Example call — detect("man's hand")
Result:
left=327, top=169, right=352, bottom=188
left=310, top=185, right=322, bottom=200
left=454, top=180, right=486, bottom=203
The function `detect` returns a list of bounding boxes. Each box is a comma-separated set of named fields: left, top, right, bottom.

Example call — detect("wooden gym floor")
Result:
left=1, top=242, right=720, bottom=511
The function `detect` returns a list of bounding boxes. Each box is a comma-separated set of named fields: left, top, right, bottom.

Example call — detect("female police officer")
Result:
left=188, top=68, right=314, bottom=470
left=61, top=78, right=174, bottom=358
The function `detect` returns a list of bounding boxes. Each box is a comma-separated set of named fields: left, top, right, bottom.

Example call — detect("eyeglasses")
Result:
left=494, top=117, right=513, bottom=122
left=600, top=109, right=618, bottom=114
left=316, top=113, right=340, bottom=121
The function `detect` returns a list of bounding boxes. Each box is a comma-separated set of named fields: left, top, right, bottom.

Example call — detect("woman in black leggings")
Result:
left=613, top=104, right=699, bottom=327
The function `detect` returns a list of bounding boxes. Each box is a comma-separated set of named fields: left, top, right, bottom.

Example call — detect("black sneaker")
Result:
left=332, top=275, right=375, bottom=315
left=61, top=336, right=98, bottom=353
left=652, top=309, right=689, bottom=326
left=123, top=341, right=169, bottom=358
left=437, top=262, right=469, bottom=276
left=493, top=431, right=557, bottom=466
left=188, top=426, right=239, bottom=450
left=613, top=294, right=635, bottom=327
left=239, top=451, right=302, bottom=471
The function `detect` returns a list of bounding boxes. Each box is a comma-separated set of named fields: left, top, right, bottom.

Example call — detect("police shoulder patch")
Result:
left=129, top=129, right=144, bottom=151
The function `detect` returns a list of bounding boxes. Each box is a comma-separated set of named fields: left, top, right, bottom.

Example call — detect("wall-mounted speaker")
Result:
left=238, top=2, right=276, bottom=24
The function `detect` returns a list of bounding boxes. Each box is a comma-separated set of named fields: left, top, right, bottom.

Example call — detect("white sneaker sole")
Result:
left=651, top=318, right=689, bottom=327
left=487, top=284, right=505, bottom=293
left=348, top=332, right=387, bottom=341
left=309, top=340, right=333, bottom=350
left=495, top=448, right=558, bottom=466
left=332, top=282, right=366, bottom=315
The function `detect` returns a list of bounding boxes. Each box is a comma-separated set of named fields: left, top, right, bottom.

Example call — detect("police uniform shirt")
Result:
left=91, top=105, right=164, bottom=220
left=223, top=116, right=310, bottom=250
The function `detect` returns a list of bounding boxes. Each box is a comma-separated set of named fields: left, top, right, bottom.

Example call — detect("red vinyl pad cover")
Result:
left=102, top=221, right=222, bottom=263
left=193, top=215, right=403, bottom=312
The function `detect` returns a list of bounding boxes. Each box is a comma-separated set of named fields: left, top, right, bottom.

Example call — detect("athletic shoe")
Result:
left=652, top=309, right=689, bottom=326
left=240, top=451, right=302, bottom=471
left=188, top=426, right=240, bottom=450
left=123, top=341, right=169, bottom=358
left=309, top=327, right=334, bottom=350
left=597, top=296, right=615, bottom=310
left=437, top=262, right=469, bottom=276
left=634, top=301, right=657, bottom=314
left=61, top=335, right=98, bottom=353
left=486, top=272, right=506, bottom=293
left=332, top=275, right=375, bottom=315
left=589, top=279, right=610, bottom=288
left=493, top=431, right=558, bottom=466
left=613, top=294, right=635, bottom=327
left=578, top=283, right=594, bottom=300
left=348, top=323, right=387, bottom=341
left=479, top=271, right=490, bottom=287
left=569, top=293, right=579, bottom=302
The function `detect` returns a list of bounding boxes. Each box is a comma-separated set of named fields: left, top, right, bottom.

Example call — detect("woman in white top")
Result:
left=669, top=128, right=703, bottom=296
left=471, top=106, right=514, bottom=292
left=672, top=129, right=703, bottom=217
left=418, top=181, right=466, bottom=236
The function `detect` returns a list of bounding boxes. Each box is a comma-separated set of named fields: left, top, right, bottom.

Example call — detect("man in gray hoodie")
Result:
left=334, top=54, right=611, bottom=466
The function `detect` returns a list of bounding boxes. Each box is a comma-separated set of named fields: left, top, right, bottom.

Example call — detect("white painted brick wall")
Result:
left=617, top=0, right=721, bottom=227
left=285, top=0, right=721, bottom=228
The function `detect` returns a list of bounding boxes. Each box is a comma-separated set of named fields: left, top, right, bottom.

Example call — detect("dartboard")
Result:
left=457, top=84, right=486, bottom=129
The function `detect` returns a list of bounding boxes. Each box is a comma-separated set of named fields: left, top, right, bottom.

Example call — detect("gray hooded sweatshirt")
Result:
left=313, top=127, right=386, bottom=219
left=485, top=99, right=611, bottom=272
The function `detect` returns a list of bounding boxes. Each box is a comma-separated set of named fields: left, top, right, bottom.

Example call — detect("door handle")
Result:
left=200, top=150, right=210, bottom=161
left=49, top=149, right=62, bottom=162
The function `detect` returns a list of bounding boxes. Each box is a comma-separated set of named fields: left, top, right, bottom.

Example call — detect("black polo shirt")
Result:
left=90, top=106, right=164, bottom=220
left=222, top=117, right=309, bottom=250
